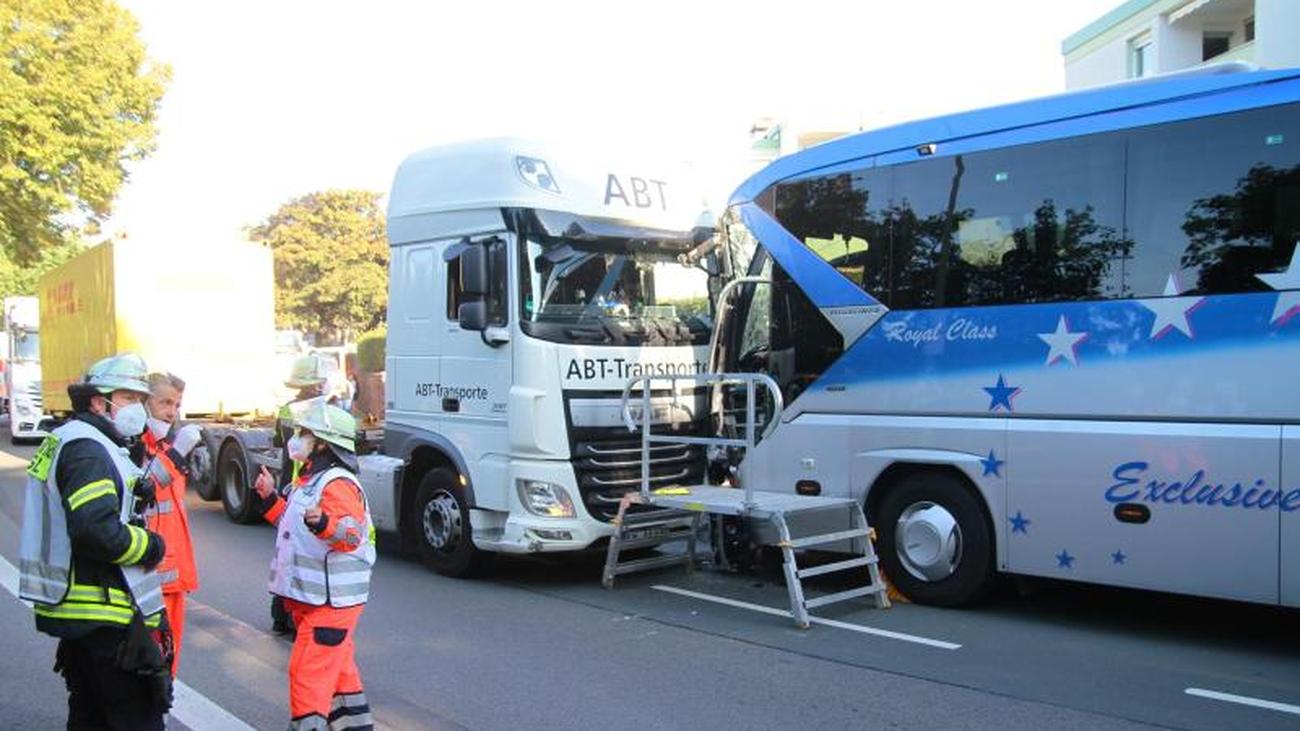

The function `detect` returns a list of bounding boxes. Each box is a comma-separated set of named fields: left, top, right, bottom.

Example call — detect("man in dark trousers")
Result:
left=19, top=353, right=171, bottom=730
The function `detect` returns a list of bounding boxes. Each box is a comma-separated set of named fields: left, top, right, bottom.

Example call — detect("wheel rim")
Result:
left=190, top=446, right=211, bottom=486
left=895, top=501, right=962, bottom=582
left=423, top=490, right=462, bottom=552
left=222, top=460, right=246, bottom=512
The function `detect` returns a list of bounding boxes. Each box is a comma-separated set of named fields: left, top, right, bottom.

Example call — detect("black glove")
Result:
left=134, top=474, right=158, bottom=509
left=139, top=531, right=166, bottom=570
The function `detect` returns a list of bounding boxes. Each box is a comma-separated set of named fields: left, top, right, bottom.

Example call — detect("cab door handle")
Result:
left=442, top=397, right=460, bottom=413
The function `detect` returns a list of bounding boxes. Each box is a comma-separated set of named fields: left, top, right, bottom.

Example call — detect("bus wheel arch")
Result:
left=867, top=463, right=995, bottom=607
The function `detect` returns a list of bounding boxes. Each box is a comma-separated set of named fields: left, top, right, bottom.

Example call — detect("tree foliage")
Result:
left=0, top=238, right=80, bottom=298
left=251, top=190, right=388, bottom=344
left=0, top=0, right=169, bottom=265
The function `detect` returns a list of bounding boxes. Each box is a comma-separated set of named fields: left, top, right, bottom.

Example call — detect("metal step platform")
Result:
left=601, top=373, right=890, bottom=628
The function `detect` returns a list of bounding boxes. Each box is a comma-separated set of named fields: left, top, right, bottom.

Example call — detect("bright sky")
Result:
left=108, top=0, right=1121, bottom=247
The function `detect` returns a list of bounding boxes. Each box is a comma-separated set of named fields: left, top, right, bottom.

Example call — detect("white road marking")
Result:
left=651, top=584, right=962, bottom=650
left=0, top=554, right=256, bottom=731
left=1185, top=688, right=1300, bottom=716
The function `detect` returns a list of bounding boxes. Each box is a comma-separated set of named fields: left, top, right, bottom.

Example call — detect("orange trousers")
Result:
left=164, top=591, right=186, bottom=678
left=284, top=599, right=371, bottom=730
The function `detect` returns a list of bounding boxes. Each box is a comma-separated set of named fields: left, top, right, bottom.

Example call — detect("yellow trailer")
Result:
left=38, top=240, right=279, bottom=417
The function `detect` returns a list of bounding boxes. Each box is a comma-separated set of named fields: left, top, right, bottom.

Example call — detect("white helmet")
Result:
left=285, top=354, right=329, bottom=389
left=291, top=399, right=356, bottom=454
left=84, top=353, right=151, bottom=395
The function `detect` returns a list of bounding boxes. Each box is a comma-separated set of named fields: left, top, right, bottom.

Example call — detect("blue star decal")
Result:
left=1056, top=549, right=1075, bottom=569
left=1008, top=511, right=1030, bottom=534
left=983, top=374, right=1021, bottom=412
left=1112, top=550, right=1127, bottom=565
left=980, top=449, right=1005, bottom=477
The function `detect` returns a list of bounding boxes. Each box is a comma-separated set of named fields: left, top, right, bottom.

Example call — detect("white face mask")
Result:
left=287, top=433, right=314, bottom=463
left=147, top=416, right=171, bottom=441
left=109, top=401, right=148, bottom=438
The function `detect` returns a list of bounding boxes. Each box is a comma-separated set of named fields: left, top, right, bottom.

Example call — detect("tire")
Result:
left=874, top=470, right=994, bottom=607
left=218, top=441, right=261, bottom=525
left=188, top=437, right=219, bottom=501
left=411, top=468, right=487, bottom=577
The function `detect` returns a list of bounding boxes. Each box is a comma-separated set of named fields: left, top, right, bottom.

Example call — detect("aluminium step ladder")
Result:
left=601, top=372, right=890, bottom=628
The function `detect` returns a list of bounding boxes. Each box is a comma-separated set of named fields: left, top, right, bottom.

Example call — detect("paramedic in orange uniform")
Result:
left=253, top=400, right=375, bottom=731
left=134, top=371, right=203, bottom=677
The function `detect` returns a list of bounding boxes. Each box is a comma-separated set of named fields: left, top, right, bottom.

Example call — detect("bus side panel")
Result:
left=1007, top=419, right=1280, bottom=604
left=1281, top=426, right=1300, bottom=607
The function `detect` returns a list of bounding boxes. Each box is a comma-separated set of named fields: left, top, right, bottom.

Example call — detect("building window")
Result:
left=1129, top=34, right=1152, bottom=78
left=1244, top=16, right=1255, bottom=42
left=1203, top=31, right=1232, bottom=61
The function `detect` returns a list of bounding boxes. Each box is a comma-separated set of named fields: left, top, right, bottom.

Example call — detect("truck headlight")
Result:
left=516, top=480, right=576, bottom=518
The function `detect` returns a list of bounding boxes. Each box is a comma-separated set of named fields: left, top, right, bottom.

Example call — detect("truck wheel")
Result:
left=219, top=442, right=260, bottom=525
left=875, top=471, right=994, bottom=607
left=413, top=468, right=487, bottom=577
left=188, top=437, right=219, bottom=501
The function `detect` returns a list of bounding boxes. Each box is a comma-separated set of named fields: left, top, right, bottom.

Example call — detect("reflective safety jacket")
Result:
left=264, top=459, right=375, bottom=608
left=20, top=415, right=165, bottom=638
left=141, top=430, right=199, bottom=594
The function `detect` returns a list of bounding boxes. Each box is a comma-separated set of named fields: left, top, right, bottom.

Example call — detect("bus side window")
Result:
left=1126, top=102, right=1300, bottom=297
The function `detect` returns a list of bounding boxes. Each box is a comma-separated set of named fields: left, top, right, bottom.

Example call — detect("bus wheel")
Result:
left=875, top=471, right=993, bottom=607
left=414, top=468, right=487, bottom=578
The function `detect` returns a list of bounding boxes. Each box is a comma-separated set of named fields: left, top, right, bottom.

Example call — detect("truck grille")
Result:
left=573, top=439, right=705, bottom=522
left=27, top=382, right=42, bottom=407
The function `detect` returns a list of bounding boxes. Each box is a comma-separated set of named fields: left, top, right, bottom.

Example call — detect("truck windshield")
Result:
left=516, top=213, right=712, bottom=347
left=12, top=331, right=39, bottom=361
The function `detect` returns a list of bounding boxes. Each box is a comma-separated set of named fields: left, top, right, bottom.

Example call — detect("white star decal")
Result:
left=1140, top=274, right=1204, bottom=340
left=1256, top=243, right=1300, bottom=326
left=1037, top=315, right=1088, bottom=366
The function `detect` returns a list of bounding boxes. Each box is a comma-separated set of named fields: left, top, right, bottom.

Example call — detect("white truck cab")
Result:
left=365, top=138, right=717, bottom=575
left=3, top=296, right=48, bottom=444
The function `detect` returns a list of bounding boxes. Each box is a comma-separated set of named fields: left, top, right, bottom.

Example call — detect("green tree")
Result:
left=0, top=238, right=80, bottom=298
left=0, top=1, right=169, bottom=266
left=251, top=190, right=388, bottom=344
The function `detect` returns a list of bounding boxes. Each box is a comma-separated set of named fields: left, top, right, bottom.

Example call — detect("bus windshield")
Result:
left=515, top=211, right=712, bottom=347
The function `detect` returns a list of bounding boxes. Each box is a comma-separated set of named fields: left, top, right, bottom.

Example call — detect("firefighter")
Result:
left=134, top=371, right=204, bottom=676
left=253, top=400, right=375, bottom=731
left=271, top=353, right=334, bottom=636
left=19, top=353, right=172, bottom=729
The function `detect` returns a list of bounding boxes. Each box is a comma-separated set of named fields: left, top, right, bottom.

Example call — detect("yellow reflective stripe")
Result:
left=65, top=585, right=131, bottom=606
left=67, top=479, right=117, bottom=511
left=145, top=613, right=161, bottom=627
left=34, top=601, right=135, bottom=624
left=114, top=525, right=148, bottom=565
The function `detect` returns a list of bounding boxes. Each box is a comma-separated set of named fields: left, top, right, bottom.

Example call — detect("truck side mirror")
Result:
left=459, top=244, right=489, bottom=297
left=458, top=300, right=488, bottom=332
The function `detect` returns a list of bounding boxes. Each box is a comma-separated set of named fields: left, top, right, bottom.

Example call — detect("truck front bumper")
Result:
left=471, top=458, right=613, bottom=554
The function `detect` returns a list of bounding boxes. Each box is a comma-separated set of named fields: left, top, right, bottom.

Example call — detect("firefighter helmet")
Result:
left=292, top=399, right=355, bottom=454
left=285, top=354, right=329, bottom=389
left=84, top=353, right=151, bottom=395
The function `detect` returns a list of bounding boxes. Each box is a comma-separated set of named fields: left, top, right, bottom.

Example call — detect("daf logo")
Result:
left=515, top=156, right=560, bottom=195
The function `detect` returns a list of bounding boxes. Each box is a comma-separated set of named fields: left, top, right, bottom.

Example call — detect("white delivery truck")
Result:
left=2, top=296, right=49, bottom=443
left=360, top=138, right=718, bottom=576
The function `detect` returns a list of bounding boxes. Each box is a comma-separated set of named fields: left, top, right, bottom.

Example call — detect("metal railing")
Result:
left=620, top=372, right=785, bottom=508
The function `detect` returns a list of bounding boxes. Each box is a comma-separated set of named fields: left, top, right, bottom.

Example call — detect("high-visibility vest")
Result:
left=267, top=467, right=375, bottom=608
left=20, top=419, right=165, bottom=617
left=142, top=431, right=198, bottom=593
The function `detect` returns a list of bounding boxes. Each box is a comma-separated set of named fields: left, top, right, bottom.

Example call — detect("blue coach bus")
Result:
left=714, top=66, right=1300, bottom=607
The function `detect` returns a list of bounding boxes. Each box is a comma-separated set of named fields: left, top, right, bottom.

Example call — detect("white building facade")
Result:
left=1064, top=0, right=1300, bottom=90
